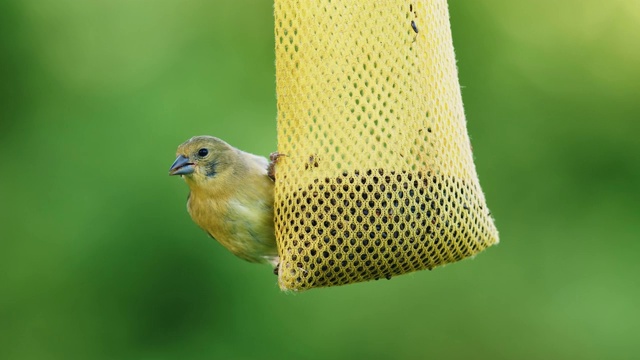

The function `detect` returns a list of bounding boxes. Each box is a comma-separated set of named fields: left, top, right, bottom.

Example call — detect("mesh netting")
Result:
left=273, top=0, right=499, bottom=291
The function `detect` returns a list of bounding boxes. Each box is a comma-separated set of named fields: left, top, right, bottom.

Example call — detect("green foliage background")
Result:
left=1, top=1, right=638, bottom=359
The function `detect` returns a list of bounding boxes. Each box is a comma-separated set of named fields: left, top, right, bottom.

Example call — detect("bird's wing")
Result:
left=243, top=151, right=270, bottom=174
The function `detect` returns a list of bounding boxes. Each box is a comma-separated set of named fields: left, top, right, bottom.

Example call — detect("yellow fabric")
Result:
left=274, top=0, right=499, bottom=291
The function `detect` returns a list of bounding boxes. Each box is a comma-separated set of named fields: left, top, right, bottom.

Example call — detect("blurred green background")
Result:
left=1, top=0, right=639, bottom=359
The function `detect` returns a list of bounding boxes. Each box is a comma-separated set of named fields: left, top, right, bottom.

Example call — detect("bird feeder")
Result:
left=273, top=0, right=499, bottom=291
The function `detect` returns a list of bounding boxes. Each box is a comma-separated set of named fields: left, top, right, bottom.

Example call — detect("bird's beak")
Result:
left=169, top=155, right=195, bottom=176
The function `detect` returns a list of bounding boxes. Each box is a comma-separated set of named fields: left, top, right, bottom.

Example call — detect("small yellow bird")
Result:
left=169, top=136, right=281, bottom=268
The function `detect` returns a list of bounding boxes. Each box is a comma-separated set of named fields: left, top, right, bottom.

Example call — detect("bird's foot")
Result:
left=267, top=152, right=286, bottom=181
left=272, top=262, right=309, bottom=276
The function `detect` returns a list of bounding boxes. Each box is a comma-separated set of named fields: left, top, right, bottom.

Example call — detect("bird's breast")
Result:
left=187, top=187, right=277, bottom=264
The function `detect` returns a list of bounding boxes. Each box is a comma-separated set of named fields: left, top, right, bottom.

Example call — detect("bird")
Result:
left=169, top=135, right=282, bottom=268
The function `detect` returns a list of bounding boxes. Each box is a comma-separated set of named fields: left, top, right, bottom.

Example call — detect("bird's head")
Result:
left=169, top=136, right=234, bottom=185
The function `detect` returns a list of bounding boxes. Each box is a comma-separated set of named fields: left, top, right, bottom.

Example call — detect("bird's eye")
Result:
left=198, top=148, right=209, bottom=157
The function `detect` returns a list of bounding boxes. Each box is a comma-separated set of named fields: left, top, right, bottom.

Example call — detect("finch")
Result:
left=169, top=136, right=280, bottom=267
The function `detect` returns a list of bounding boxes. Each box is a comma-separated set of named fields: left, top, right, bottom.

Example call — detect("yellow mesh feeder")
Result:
left=273, top=0, right=499, bottom=291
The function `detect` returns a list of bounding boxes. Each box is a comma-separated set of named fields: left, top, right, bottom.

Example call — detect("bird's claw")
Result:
left=267, top=152, right=286, bottom=181
left=273, top=262, right=309, bottom=276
